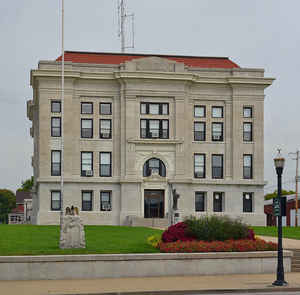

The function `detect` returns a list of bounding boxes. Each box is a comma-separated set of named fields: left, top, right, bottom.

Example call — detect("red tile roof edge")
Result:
left=56, top=51, right=240, bottom=69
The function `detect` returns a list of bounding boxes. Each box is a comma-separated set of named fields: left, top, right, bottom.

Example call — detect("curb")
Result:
left=57, top=286, right=300, bottom=295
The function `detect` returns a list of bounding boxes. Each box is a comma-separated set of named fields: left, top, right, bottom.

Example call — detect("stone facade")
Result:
left=27, top=52, right=274, bottom=225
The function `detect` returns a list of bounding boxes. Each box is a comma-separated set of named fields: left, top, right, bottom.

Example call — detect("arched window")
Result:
left=143, top=158, right=166, bottom=177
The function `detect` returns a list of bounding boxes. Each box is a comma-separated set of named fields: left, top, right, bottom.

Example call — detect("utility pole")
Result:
left=60, top=0, right=65, bottom=237
left=289, top=150, right=299, bottom=227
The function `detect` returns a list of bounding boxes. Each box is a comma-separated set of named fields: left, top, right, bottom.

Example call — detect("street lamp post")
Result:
left=272, top=151, right=287, bottom=286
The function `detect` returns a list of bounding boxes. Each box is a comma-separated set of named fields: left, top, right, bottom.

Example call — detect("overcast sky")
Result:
left=1, top=0, right=300, bottom=193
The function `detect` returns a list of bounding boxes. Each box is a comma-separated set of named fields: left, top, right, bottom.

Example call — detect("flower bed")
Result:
left=158, top=239, right=277, bottom=253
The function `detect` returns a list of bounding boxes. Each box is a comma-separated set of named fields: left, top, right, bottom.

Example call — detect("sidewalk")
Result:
left=257, top=235, right=300, bottom=249
left=1, top=272, right=300, bottom=295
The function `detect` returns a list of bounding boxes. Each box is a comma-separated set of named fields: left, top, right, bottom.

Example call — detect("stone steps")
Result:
left=291, top=249, right=300, bottom=272
left=127, top=216, right=168, bottom=228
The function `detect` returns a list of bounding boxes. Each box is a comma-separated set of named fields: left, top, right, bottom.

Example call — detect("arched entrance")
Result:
left=143, top=158, right=166, bottom=218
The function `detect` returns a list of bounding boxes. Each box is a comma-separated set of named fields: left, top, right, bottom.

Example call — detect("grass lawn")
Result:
left=0, top=225, right=163, bottom=256
left=252, top=226, right=300, bottom=240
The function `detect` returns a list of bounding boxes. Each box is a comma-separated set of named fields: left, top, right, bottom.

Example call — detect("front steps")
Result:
left=127, top=216, right=168, bottom=228
left=291, top=249, right=300, bottom=272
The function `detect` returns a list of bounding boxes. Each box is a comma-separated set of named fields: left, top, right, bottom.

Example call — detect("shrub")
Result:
left=161, top=222, right=195, bottom=243
left=147, top=234, right=161, bottom=248
left=158, top=239, right=277, bottom=253
left=184, top=215, right=249, bottom=242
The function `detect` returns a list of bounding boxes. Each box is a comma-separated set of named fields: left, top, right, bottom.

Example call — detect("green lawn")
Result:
left=252, top=226, right=300, bottom=240
left=0, top=225, right=163, bottom=256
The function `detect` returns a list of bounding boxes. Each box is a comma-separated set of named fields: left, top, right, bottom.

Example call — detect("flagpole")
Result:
left=60, top=0, right=65, bottom=228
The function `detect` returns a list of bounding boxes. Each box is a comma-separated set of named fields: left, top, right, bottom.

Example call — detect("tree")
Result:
left=264, top=189, right=295, bottom=200
left=17, top=176, right=34, bottom=192
left=0, top=189, right=16, bottom=224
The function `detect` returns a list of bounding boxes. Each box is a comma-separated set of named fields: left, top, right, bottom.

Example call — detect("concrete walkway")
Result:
left=257, top=235, right=300, bottom=249
left=1, top=273, right=300, bottom=295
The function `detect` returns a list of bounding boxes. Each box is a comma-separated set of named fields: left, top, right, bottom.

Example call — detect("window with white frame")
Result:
left=243, top=122, right=252, bottom=142
left=194, top=122, right=206, bottom=141
left=212, top=154, right=223, bottom=179
left=194, top=105, right=206, bottom=118
left=195, top=192, right=206, bottom=212
left=243, top=106, right=252, bottom=118
left=51, top=101, right=61, bottom=113
left=243, top=193, right=253, bottom=212
left=51, top=117, right=61, bottom=137
left=194, top=154, right=206, bottom=178
left=100, top=103, right=112, bottom=115
left=140, top=119, right=169, bottom=139
left=212, top=106, right=223, bottom=118
left=51, top=191, right=61, bottom=211
left=100, top=191, right=112, bottom=211
left=81, top=152, right=93, bottom=176
left=51, top=150, right=61, bottom=176
left=243, top=154, right=253, bottom=179
left=100, top=152, right=112, bottom=177
left=212, top=122, right=223, bottom=141
left=81, top=102, right=93, bottom=114
left=82, top=191, right=93, bottom=211
left=81, top=119, right=93, bottom=138
left=100, top=119, right=112, bottom=139
left=213, top=192, right=224, bottom=212
left=140, top=102, right=169, bottom=115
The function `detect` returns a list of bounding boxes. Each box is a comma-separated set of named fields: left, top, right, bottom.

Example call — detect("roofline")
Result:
left=63, top=50, right=232, bottom=61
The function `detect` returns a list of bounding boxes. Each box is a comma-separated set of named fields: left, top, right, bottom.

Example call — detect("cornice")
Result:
left=31, top=69, right=275, bottom=88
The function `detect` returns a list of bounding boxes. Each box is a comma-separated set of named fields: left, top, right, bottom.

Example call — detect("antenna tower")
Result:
left=118, top=0, right=134, bottom=52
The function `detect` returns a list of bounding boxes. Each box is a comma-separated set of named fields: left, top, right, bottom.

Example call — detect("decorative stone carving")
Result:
left=59, top=208, right=86, bottom=249
left=124, top=57, right=185, bottom=72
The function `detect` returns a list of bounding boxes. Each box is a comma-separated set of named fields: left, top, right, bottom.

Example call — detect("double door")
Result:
left=144, top=190, right=164, bottom=218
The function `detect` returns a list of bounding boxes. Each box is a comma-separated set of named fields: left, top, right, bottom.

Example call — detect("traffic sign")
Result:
left=273, top=198, right=281, bottom=217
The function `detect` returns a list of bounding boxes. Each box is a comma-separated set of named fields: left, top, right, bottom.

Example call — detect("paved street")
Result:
left=1, top=273, right=300, bottom=295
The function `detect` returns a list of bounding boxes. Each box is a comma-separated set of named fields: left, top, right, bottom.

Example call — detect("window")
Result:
left=194, top=122, right=205, bottom=141
left=143, top=158, right=166, bottom=177
left=243, top=193, right=253, bottom=212
left=213, top=192, right=223, bottom=212
left=194, top=105, right=206, bottom=118
left=140, top=119, right=169, bottom=139
left=81, top=102, right=93, bottom=114
left=82, top=191, right=93, bottom=211
left=81, top=152, right=93, bottom=176
left=51, top=150, right=61, bottom=176
left=212, top=106, right=223, bottom=118
left=81, top=119, right=93, bottom=138
left=51, top=117, right=61, bottom=137
left=195, top=192, right=206, bottom=212
left=212, top=154, right=223, bottom=179
left=51, top=191, right=61, bottom=211
left=100, top=152, right=112, bottom=177
left=243, top=106, right=252, bottom=118
left=100, top=191, right=112, bottom=211
left=194, top=154, right=205, bottom=178
left=212, top=123, right=223, bottom=141
left=243, top=123, right=252, bottom=142
left=243, top=154, right=253, bottom=179
left=51, top=101, right=61, bottom=113
left=140, top=102, right=169, bottom=115
left=100, top=103, right=112, bottom=115
left=100, top=119, right=112, bottom=139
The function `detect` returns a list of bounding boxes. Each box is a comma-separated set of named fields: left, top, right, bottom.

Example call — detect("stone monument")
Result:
left=59, top=206, right=86, bottom=249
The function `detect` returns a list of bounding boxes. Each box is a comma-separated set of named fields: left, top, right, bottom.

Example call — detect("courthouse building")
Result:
left=27, top=51, right=274, bottom=225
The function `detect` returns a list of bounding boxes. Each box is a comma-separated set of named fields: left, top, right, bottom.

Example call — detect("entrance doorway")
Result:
left=144, top=190, right=164, bottom=218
